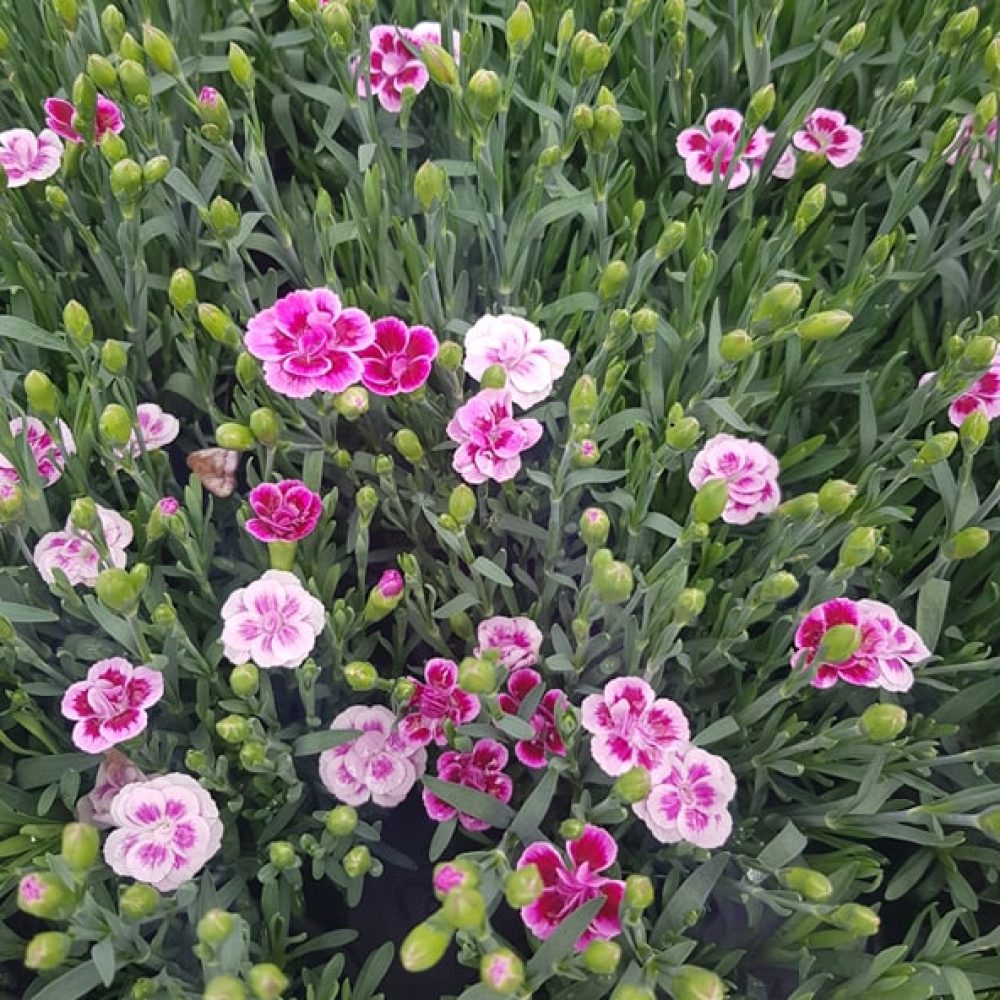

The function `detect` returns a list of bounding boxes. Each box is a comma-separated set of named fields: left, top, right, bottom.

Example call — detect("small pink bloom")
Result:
left=433, top=862, right=476, bottom=896
left=33, top=504, right=132, bottom=588
left=446, top=389, right=544, bottom=485
left=634, top=743, right=737, bottom=849
left=689, top=433, right=781, bottom=525
left=400, top=658, right=480, bottom=746
left=475, top=615, right=543, bottom=671
left=377, top=568, right=404, bottom=598
left=120, top=403, right=180, bottom=458
left=199, top=86, right=222, bottom=106
left=676, top=109, right=766, bottom=189
left=920, top=346, right=1000, bottom=427
left=945, top=114, right=998, bottom=178
left=76, top=749, right=146, bottom=828
left=0, top=416, right=76, bottom=487
left=319, top=704, right=427, bottom=808
left=357, top=316, right=438, bottom=395
left=793, top=108, right=863, bottom=168
left=220, top=569, right=326, bottom=669
left=18, top=873, right=45, bottom=905
left=423, top=738, right=513, bottom=832
left=351, top=25, right=432, bottom=114
left=746, top=128, right=797, bottom=180
left=245, top=479, right=323, bottom=543
left=580, top=677, right=690, bottom=777
left=0, top=128, right=63, bottom=187
left=497, top=668, right=566, bottom=769
left=158, top=497, right=180, bottom=516
left=518, top=825, right=625, bottom=949
left=44, top=96, right=124, bottom=144
left=245, top=288, right=375, bottom=399
left=104, top=773, right=223, bottom=892
left=463, top=314, right=570, bottom=408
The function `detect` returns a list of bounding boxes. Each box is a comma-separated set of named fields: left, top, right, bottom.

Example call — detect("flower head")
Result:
left=33, top=504, right=133, bottom=588
left=689, top=433, right=781, bottom=524
left=746, top=128, right=797, bottom=180
left=423, top=738, right=513, bottom=831
left=357, top=316, right=438, bottom=395
left=0, top=416, right=76, bottom=487
left=123, top=403, right=180, bottom=458
left=44, top=96, right=124, bottom=144
left=0, top=128, right=63, bottom=187
left=920, top=346, right=1000, bottom=426
left=377, top=568, right=404, bottom=598
left=76, top=749, right=146, bottom=828
left=400, top=657, right=480, bottom=746
left=245, top=479, right=323, bottom=543
left=676, top=109, right=766, bottom=189
left=158, top=497, right=180, bottom=516
left=497, top=668, right=566, bottom=769
left=792, top=108, right=863, bottom=168
left=475, top=615, right=543, bottom=671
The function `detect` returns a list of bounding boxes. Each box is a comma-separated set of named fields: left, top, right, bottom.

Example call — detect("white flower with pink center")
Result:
left=475, top=615, right=543, bottom=671
left=689, top=433, right=781, bottom=525
left=123, top=403, right=180, bottom=458
left=676, top=109, right=766, bottom=189
left=792, top=108, right=863, bottom=168
left=76, top=749, right=146, bottom=828
left=0, top=416, right=76, bottom=487
left=33, top=504, right=133, bottom=588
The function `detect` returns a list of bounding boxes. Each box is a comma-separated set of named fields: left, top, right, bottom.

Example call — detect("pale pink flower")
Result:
left=580, top=677, right=690, bottom=777
left=61, top=658, right=163, bottom=754
left=423, top=739, right=513, bottom=832
left=945, top=114, right=998, bottom=178
left=245, top=479, right=323, bottom=543
left=357, top=316, right=438, bottom=396
left=634, top=743, right=737, bottom=849
left=220, top=569, right=326, bottom=669
left=446, top=388, right=543, bottom=485
left=0, top=416, right=76, bottom=487
left=319, top=704, right=427, bottom=808
left=920, top=346, right=1000, bottom=427
left=0, top=128, right=63, bottom=187
left=793, top=108, right=863, bottom=168
left=689, top=433, right=781, bottom=525
left=76, top=749, right=146, bottom=828
left=244, top=288, right=375, bottom=398
left=33, top=504, right=133, bottom=588
left=351, top=25, right=431, bottom=114
left=104, top=773, right=223, bottom=892
left=517, top=825, right=625, bottom=950
left=44, top=96, right=124, bottom=144
left=676, top=109, right=766, bottom=189
left=497, top=669, right=566, bottom=769
left=475, top=615, right=543, bottom=671
left=124, top=403, right=180, bottom=457
left=463, top=315, right=570, bottom=408
left=399, top=657, right=480, bottom=747
left=747, top=128, right=797, bottom=180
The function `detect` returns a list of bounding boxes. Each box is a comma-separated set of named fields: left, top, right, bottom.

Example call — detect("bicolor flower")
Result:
left=792, top=108, right=863, bottom=168
left=400, top=658, right=480, bottom=746
left=76, top=749, right=146, bottom=828
left=945, top=114, right=998, bottom=178
left=0, top=416, right=76, bottom=487
left=689, top=433, right=781, bottom=525
left=497, top=668, right=566, bottom=769
left=920, top=345, right=1000, bottom=426
left=33, top=504, right=133, bottom=588
left=358, top=316, right=438, bottom=396
left=44, top=95, right=124, bottom=144
left=123, top=403, right=180, bottom=458
left=676, top=109, right=766, bottom=189
left=475, top=615, right=543, bottom=671
left=0, top=128, right=62, bottom=187
left=423, top=738, right=513, bottom=831
left=245, top=479, right=323, bottom=543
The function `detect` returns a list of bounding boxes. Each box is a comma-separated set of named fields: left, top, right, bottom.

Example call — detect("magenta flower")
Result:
left=0, top=128, right=62, bottom=188
left=634, top=743, right=737, bottom=849
left=433, top=862, right=476, bottom=897
left=920, top=345, right=1000, bottom=426
left=33, top=504, right=133, bottom=588
left=245, top=479, right=323, bottom=543
left=793, top=598, right=930, bottom=692
left=497, top=668, right=566, bottom=769
left=946, top=114, right=998, bottom=178
left=446, top=389, right=544, bottom=485
left=220, top=569, right=326, bottom=669
left=689, top=433, right=781, bottom=525
left=104, top=773, right=224, bottom=892
left=475, top=615, right=543, bottom=671
left=244, top=288, right=375, bottom=398
left=44, top=96, right=124, bottom=144
left=377, top=568, right=404, bottom=598
left=517, top=825, right=625, bottom=950
left=158, top=497, right=180, bottom=516
left=76, top=749, right=145, bottom=828
left=747, top=128, right=797, bottom=180
left=793, top=108, right=863, bottom=168
left=357, top=316, right=438, bottom=396
left=463, top=314, right=570, bottom=408
left=676, top=109, right=766, bottom=189
left=423, top=738, right=513, bottom=832
left=400, top=658, right=480, bottom=746
left=319, top=705, right=427, bottom=808
left=0, top=416, right=76, bottom=487
left=580, top=677, right=690, bottom=777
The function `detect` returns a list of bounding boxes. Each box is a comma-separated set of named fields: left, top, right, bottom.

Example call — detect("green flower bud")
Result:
left=571, top=439, right=600, bottom=468
left=333, top=385, right=369, bottom=419
left=593, top=105, right=623, bottom=149
left=819, top=623, right=862, bottom=664
left=837, top=527, right=880, bottom=570
left=72, top=73, right=96, bottom=121
left=557, top=10, right=576, bottom=47
left=230, top=663, right=260, bottom=697
left=625, top=0, right=651, bottom=22
left=746, top=83, right=775, bottom=128
left=325, top=805, right=358, bottom=837
left=199, top=909, right=238, bottom=946
left=829, top=903, right=880, bottom=938
left=24, top=931, right=71, bottom=970
left=625, top=873, right=655, bottom=909
left=593, top=557, right=634, bottom=604
left=673, top=587, right=707, bottom=626
left=228, top=43, right=255, bottom=90
left=940, top=7, right=978, bottom=53
left=61, top=822, right=99, bottom=872
left=152, top=601, right=177, bottom=628
left=198, top=87, right=232, bottom=139
left=797, top=310, right=853, bottom=341
left=614, top=766, right=652, bottom=803
left=670, top=966, right=726, bottom=1000
left=216, top=714, right=250, bottom=744
left=47, top=185, right=69, bottom=213
left=120, top=883, right=160, bottom=920
left=580, top=507, right=610, bottom=547
left=142, top=155, right=169, bottom=186
left=719, top=329, right=753, bottom=363
left=414, top=159, right=447, bottom=212
left=458, top=656, right=497, bottom=694
left=480, top=949, right=525, bottom=995
left=505, top=865, right=544, bottom=908
left=779, top=492, right=818, bottom=520
left=423, top=43, right=459, bottom=88
left=207, top=195, right=240, bottom=239
left=248, top=965, right=288, bottom=1000
left=974, top=92, right=998, bottom=135
left=438, top=340, right=463, bottom=370
left=142, top=22, right=178, bottom=73
left=449, top=610, right=474, bottom=640
left=963, top=335, right=996, bottom=368
left=666, top=412, right=701, bottom=451
left=400, top=918, right=453, bottom=972
left=960, top=409, right=989, bottom=453
left=611, top=987, right=655, bottom=1000
left=860, top=704, right=908, bottom=743
left=63, top=299, right=93, bottom=347
left=977, top=809, right=1000, bottom=841
left=932, top=116, right=960, bottom=158
left=17, top=872, right=75, bottom=919
left=837, top=21, right=866, bottom=58
left=560, top=817, right=585, bottom=840
left=110, top=158, right=143, bottom=201
left=467, top=69, right=502, bottom=120
left=893, top=76, right=917, bottom=102
left=87, top=54, right=117, bottom=92
left=215, top=423, right=255, bottom=452
left=943, top=526, right=989, bottom=560
left=758, top=571, right=798, bottom=603
left=101, top=5, right=125, bottom=47
left=343, top=660, right=378, bottom=691
left=322, top=2, right=353, bottom=47
left=656, top=220, right=687, bottom=259
left=24, top=370, right=59, bottom=416
left=664, top=0, right=686, bottom=30
left=236, top=352, right=259, bottom=388
left=816, top=479, right=856, bottom=517
left=582, top=938, right=621, bottom=975
left=568, top=375, right=599, bottom=426
left=794, top=183, right=826, bottom=235
left=99, top=403, right=133, bottom=447
left=692, top=250, right=715, bottom=287
left=917, top=431, right=958, bottom=466
left=584, top=40, right=611, bottom=77
left=119, top=32, right=144, bottom=63
left=356, top=485, right=378, bottom=517
left=269, top=840, right=297, bottom=870
left=481, top=363, right=507, bottom=389
left=986, top=34, right=1000, bottom=87
left=752, top=282, right=802, bottom=328
left=185, top=748, right=209, bottom=772
left=50, top=0, right=78, bottom=30
left=0, top=483, right=24, bottom=524
left=442, top=887, right=485, bottom=929
left=448, top=484, right=476, bottom=526
left=572, top=104, right=594, bottom=132
left=333, top=448, right=352, bottom=468
left=692, top=479, right=728, bottom=524
left=248, top=407, right=280, bottom=448
left=393, top=428, right=424, bottom=464
left=168, top=268, right=197, bottom=313
left=204, top=976, right=247, bottom=1000
left=506, top=1, right=534, bottom=53
left=780, top=867, right=833, bottom=901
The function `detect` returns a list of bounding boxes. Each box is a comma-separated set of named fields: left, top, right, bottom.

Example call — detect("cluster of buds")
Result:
left=591, top=548, right=634, bottom=604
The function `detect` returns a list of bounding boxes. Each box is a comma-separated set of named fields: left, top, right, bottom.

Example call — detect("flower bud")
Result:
left=269, top=840, right=297, bottom=870
left=819, top=623, right=862, bottom=663
left=343, top=660, right=379, bottom=691
left=325, top=805, right=358, bottom=837
left=571, top=105, right=594, bottom=134
left=393, top=428, right=424, bottom=464
left=916, top=431, right=958, bottom=466
left=758, top=571, right=798, bottom=603
left=960, top=409, right=989, bottom=453
left=71, top=73, right=96, bottom=122
left=793, top=183, right=826, bottom=236
left=142, top=155, right=169, bottom=186
left=168, top=268, right=197, bottom=313
left=656, top=220, right=687, bottom=259
left=110, top=158, right=143, bottom=201
left=480, top=362, right=508, bottom=389
left=719, top=329, right=753, bottom=363
left=797, top=310, right=853, bottom=342
left=860, top=703, right=907, bottom=743
left=63, top=299, right=93, bottom=347
left=215, top=423, right=255, bottom=452
left=752, top=282, right=802, bottom=328
left=322, top=3, right=353, bottom=47
left=458, top=656, right=497, bottom=694
left=692, top=479, right=728, bottom=524
left=198, top=87, right=233, bottom=139
left=673, top=587, right=707, bottom=626
left=228, top=43, right=255, bottom=90
left=829, top=903, right=880, bottom=937
left=414, top=159, right=448, bottom=213
left=0, top=483, right=24, bottom=524
left=746, top=83, right=775, bottom=128
left=611, top=987, right=655, bottom=1000
left=230, top=663, right=260, bottom=697
left=506, top=1, right=534, bottom=53
left=61, top=822, right=99, bottom=872
left=599, top=261, right=629, bottom=301
left=582, top=938, right=621, bottom=975
left=559, top=817, right=585, bottom=840
left=580, top=507, right=610, bottom=547
left=433, top=860, right=479, bottom=900
left=670, top=966, right=726, bottom=1000
left=100, top=338, right=128, bottom=374
left=240, top=741, right=265, bottom=773
left=101, top=4, right=125, bottom=46
left=625, top=873, right=655, bottom=910
left=932, top=116, right=960, bottom=158
left=977, top=809, right=1000, bottom=841
left=837, top=526, right=880, bottom=569
left=557, top=10, right=576, bottom=47
left=666, top=413, right=701, bottom=451
left=614, top=766, right=652, bottom=803
left=837, top=21, right=866, bottom=57
left=438, top=340, right=462, bottom=370
left=940, top=7, right=978, bottom=53
left=571, top=439, right=600, bottom=468
left=87, top=54, right=117, bottom=92
left=987, top=34, right=1000, bottom=86
left=24, top=370, right=59, bottom=416
left=47, top=187, right=68, bottom=214
left=119, top=32, right=143, bottom=62
left=423, top=43, right=459, bottom=88
left=593, top=556, right=633, bottom=604
left=248, top=407, right=280, bottom=448
left=17, top=873, right=75, bottom=919
left=442, top=887, right=485, bottom=929
left=569, top=374, right=599, bottom=426
left=204, top=976, right=247, bottom=1000
left=481, top=949, right=525, bottom=995
left=354, top=488, right=377, bottom=521
left=974, top=93, right=998, bottom=135
left=24, top=931, right=71, bottom=970
left=447, top=484, right=476, bottom=526
left=593, top=105, right=623, bottom=149
left=505, top=865, right=544, bottom=908
left=332, top=385, right=368, bottom=419
left=468, top=69, right=502, bottom=120
left=778, top=493, right=818, bottom=520
left=142, top=22, right=178, bottom=73
left=815, top=479, right=856, bottom=517
left=247, top=965, right=288, bottom=1000
left=943, top=526, right=989, bottom=560
left=216, top=714, right=250, bottom=744
left=120, top=883, right=160, bottom=920
left=400, top=918, right=453, bottom=972
left=207, top=195, right=240, bottom=240
left=780, top=867, right=833, bottom=902
left=99, top=403, right=133, bottom=447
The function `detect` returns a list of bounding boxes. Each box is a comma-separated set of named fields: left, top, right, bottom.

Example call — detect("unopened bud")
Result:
left=557, top=10, right=576, bottom=47
left=61, top=822, right=99, bottom=872
left=228, top=43, right=255, bottom=90
left=98, top=403, right=132, bottom=447
left=480, top=949, right=525, bottom=994
left=860, top=704, right=908, bottom=743
left=448, top=484, right=476, bottom=526
left=656, top=220, right=687, bottom=259
left=438, top=341, right=462, bottom=369
left=203, top=976, right=247, bottom=1000
left=24, top=370, right=59, bottom=416
left=746, top=83, right=775, bottom=128
left=63, top=300, right=93, bottom=347
left=400, top=918, right=453, bottom=972
left=142, top=155, right=169, bottom=186
left=505, top=865, right=544, bottom=908
left=467, top=69, right=502, bottom=120
left=423, top=43, right=459, bottom=88
left=442, top=887, right=485, bottom=929
left=593, top=556, right=634, bottom=604
left=977, top=809, right=1000, bottom=841
left=917, top=431, right=958, bottom=466
left=142, top=23, right=178, bottom=73
left=625, top=873, right=655, bottom=909
left=117, top=62, right=151, bottom=111
left=692, top=479, right=728, bottom=524
left=837, top=21, right=866, bottom=57
left=838, top=527, right=881, bottom=569
left=820, top=623, right=862, bottom=664
left=215, top=423, right=255, bottom=451
left=24, top=931, right=71, bottom=970
left=195, top=303, right=235, bottom=341
left=343, top=660, right=378, bottom=691
left=119, top=32, right=143, bottom=63
left=0, top=483, right=24, bottom=524
left=87, top=54, right=117, bottom=92
left=614, top=766, right=652, bottom=803
left=817, top=479, right=856, bottom=517
left=780, top=867, right=833, bottom=901
left=17, top=873, right=74, bottom=919
left=987, top=34, right=1000, bottom=86
left=719, top=329, right=753, bottom=363
left=247, top=964, right=288, bottom=1000
left=960, top=409, right=989, bottom=453
left=580, top=507, right=610, bottom=547
left=666, top=413, right=701, bottom=451
left=758, top=571, right=798, bottom=603
left=582, top=938, right=621, bottom=974
left=794, top=183, right=826, bottom=235
left=207, top=196, right=240, bottom=239
left=932, top=116, right=960, bottom=158
left=216, top=714, right=250, bottom=744
left=593, top=105, right=623, bottom=149
left=670, top=966, right=726, bottom=1000
left=943, top=526, right=989, bottom=560
left=829, top=903, right=880, bottom=937
left=120, top=883, right=160, bottom=920
left=458, top=656, right=496, bottom=694
left=673, top=586, right=707, bottom=626
left=752, top=282, right=802, bottom=328
left=797, top=310, right=853, bottom=341
left=269, top=840, right=297, bottom=870
left=571, top=439, right=600, bottom=467
left=611, top=987, right=655, bottom=1000
left=110, top=158, right=143, bottom=201
left=779, top=492, right=818, bottom=520
left=393, top=428, right=424, bottom=464
left=480, top=363, right=507, bottom=389
left=940, top=7, right=978, bottom=53
left=414, top=159, right=447, bottom=212
left=506, top=1, right=534, bottom=54
left=100, top=4, right=125, bottom=46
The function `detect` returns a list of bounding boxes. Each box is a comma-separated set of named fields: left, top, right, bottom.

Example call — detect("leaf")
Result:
left=91, top=938, right=116, bottom=987
left=495, top=714, right=536, bottom=741
left=31, top=961, right=103, bottom=1000
left=0, top=601, right=59, bottom=623
left=292, top=729, right=361, bottom=756
left=916, top=578, right=950, bottom=652
left=421, top=776, right=515, bottom=829
left=699, top=398, right=753, bottom=432
left=432, top=592, right=480, bottom=619
left=471, top=556, right=513, bottom=588
left=563, top=468, right=627, bottom=492
left=164, top=168, right=207, bottom=210
left=0, top=315, right=70, bottom=352
left=351, top=942, right=394, bottom=1000
left=510, top=767, right=559, bottom=844
left=15, top=752, right=96, bottom=789
left=652, top=853, right=730, bottom=942
left=692, top=716, right=739, bottom=746
left=525, top=897, right=605, bottom=985
left=757, top=822, right=808, bottom=870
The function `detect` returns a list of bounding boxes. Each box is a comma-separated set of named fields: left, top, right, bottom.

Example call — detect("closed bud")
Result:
left=480, top=949, right=525, bottom=994
left=943, top=526, right=989, bottom=560
left=24, top=370, right=59, bottom=416
left=917, top=431, right=958, bottom=466
left=324, top=805, right=358, bottom=837
left=437, top=341, right=462, bottom=370
left=394, top=677, right=417, bottom=703
left=505, top=865, right=544, bottom=908
left=168, top=268, right=197, bottom=313
left=932, top=116, right=960, bottom=158
left=506, top=1, right=534, bottom=53
left=580, top=507, right=610, bottom=547
left=673, top=586, right=707, bottom=626
left=758, top=571, right=798, bottom=602
left=248, top=965, right=288, bottom=1000
left=46, top=187, right=69, bottom=215
left=584, top=41, right=612, bottom=76
left=198, top=87, right=232, bottom=138
left=974, top=92, right=997, bottom=134
left=940, top=7, right=978, bottom=52
left=101, top=4, right=125, bottom=47
left=692, top=250, right=715, bottom=286
left=63, top=299, right=93, bottom=347
left=960, top=409, right=989, bottom=453
left=17, top=873, right=75, bottom=919
left=559, top=817, right=585, bottom=840
left=228, top=43, right=255, bottom=90
left=458, top=656, right=496, bottom=694
left=838, top=526, right=881, bottom=569
left=197, top=304, right=240, bottom=346
left=204, top=976, right=247, bottom=1000
left=817, top=479, right=856, bottom=517
left=61, top=822, right=99, bottom=872
left=987, top=35, right=1000, bottom=86
left=249, top=408, right=280, bottom=447
left=400, top=918, right=453, bottom=972
left=230, top=662, right=260, bottom=697
left=752, top=281, right=802, bottom=327
left=87, top=54, right=117, bottom=91
left=240, top=741, right=264, bottom=772
left=837, top=21, right=866, bottom=57
left=656, top=220, right=687, bottom=259
left=0, top=483, right=24, bottom=524
left=442, top=887, right=485, bottom=929
left=207, top=196, right=240, bottom=239
left=625, top=873, right=655, bottom=909
left=894, top=76, right=917, bottom=102
left=468, top=69, right=502, bottom=120
left=719, top=329, right=753, bottom=363
left=611, top=987, right=655, bottom=1000
left=120, top=883, right=160, bottom=920
left=794, top=183, right=826, bottom=234
left=142, top=23, right=178, bottom=73
left=666, top=414, right=701, bottom=451
left=569, top=30, right=599, bottom=81
left=142, top=155, right=169, bottom=186
left=72, top=73, right=96, bottom=119
left=597, top=8, right=615, bottom=38
left=571, top=438, right=600, bottom=468
left=593, top=105, right=623, bottom=149
left=977, top=809, right=1000, bottom=841
left=448, top=485, right=476, bottom=526
left=599, top=260, right=629, bottom=300
left=236, top=352, right=259, bottom=389
left=829, top=903, right=880, bottom=938
left=572, top=104, right=594, bottom=131
left=614, top=766, right=652, bottom=803
left=24, top=931, right=71, bottom=970
left=423, top=43, right=459, bottom=88
left=110, top=158, right=143, bottom=201
left=449, top=610, right=474, bottom=640
left=746, top=83, right=775, bottom=128
left=332, top=385, right=368, bottom=419
left=963, top=335, right=996, bottom=368
left=269, top=840, right=297, bottom=870
left=779, top=492, right=818, bottom=519
left=343, top=660, right=378, bottom=691
left=664, top=0, right=686, bottom=31
left=216, top=714, right=250, bottom=744
left=583, top=938, right=621, bottom=974
left=539, top=144, right=562, bottom=168
left=692, top=479, right=729, bottom=524
left=625, top=0, right=652, bottom=22
left=797, top=310, right=853, bottom=341
left=118, top=60, right=151, bottom=107
left=671, top=966, right=726, bottom=1000
left=414, top=159, right=447, bottom=212
left=479, top=363, right=506, bottom=389
left=593, top=557, right=634, bottom=604
left=214, top=423, right=255, bottom=451
left=393, top=428, right=424, bottom=464
left=780, top=866, right=833, bottom=901
left=119, top=32, right=143, bottom=62
left=557, top=10, right=576, bottom=47
left=820, top=623, right=862, bottom=664
left=355, top=486, right=378, bottom=519
left=860, top=703, right=908, bottom=742
left=98, top=403, right=133, bottom=447
left=322, top=2, right=353, bottom=47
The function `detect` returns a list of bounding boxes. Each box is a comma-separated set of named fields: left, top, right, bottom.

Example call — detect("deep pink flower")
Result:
left=0, top=128, right=63, bottom=187
left=580, top=677, right=690, bottom=777
left=357, top=316, right=438, bottom=395
left=634, top=743, right=737, bottom=849
left=946, top=114, right=998, bottom=178
left=199, top=86, right=222, bottom=106
left=104, top=773, right=223, bottom=892
left=446, top=389, right=543, bottom=485
left=920, top=346, right=1000, bottom=426
left=244, top=288, right=375, bottom=398
left=746, top=128, right=797, bottom=180
left=0, top=416, right=76, bottom=487
left=497, top=668, right=566, bottom=769
left=245, top=479, right=323, bottom=543
left=44, top=96, right=124, bottom=144
left=76, top=749, right=146, bottom=828
left=33, top=504, right=133, bottom=588
left=122, top=403, right=180, bottom=458
left=676, top=109, right=766, bottom=189
left=319, top=705, right=426, bottom=808
left=423, top=738, right=513, bottom=832
left=433, top=862, right=476, bottom=897
left=400, top=658, right=480, bottom=746
left=518, top=825, right=625, bottom=949
left=793, top=108, right=863, bottom=168
left=377, top=568, right=404, bottom=598
left=475, top=615, right=543, bottom=670
left=689, top=433, right=781, bottom=525
left=158, top=497, right=180, bottom=516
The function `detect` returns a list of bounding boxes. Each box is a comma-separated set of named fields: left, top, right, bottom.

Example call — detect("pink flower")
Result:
left=357, top=316, right=438, bottom=396
left=793, top=598, right=930, bottom=692
left=580, top=677, right=690, bottom=777
left=199, top=86, right=222, bottom=106
left=747, top=128, right=797, bottom=180
left=433, top=862, right=476, bottom=897
left=920, top=346, right=1000, bottom=427
left=400, top=658, right=480, bottom=746
left=946, top=114, right=998, bottom=178
left=319, top=704, right=427, bottom=808
left=377, top=568, right=404, bottom=598
left=76, top=749, right=146, bottom=828
left=0, top=128, right=62, bottom=187
left=351, top=25, right=431, bottom=114
left=463, top=314, right=570, bottom=408
left=423, top=738, right=513, bottom=832
left=408, top=21, right=462, bottom=53
left=0, top=416, right=76, bottom=487
left=676, top=109, right=766, bottom=189
left=33, top=504, right=133, bottom=588
left=446, top=389, right=544, bottom=485
left=497, top=668, right=566, bottom=769
left=104, top=773, right=223, bottom=892
left=689, top=433, right=781, bottom=525
left=475, top=615, right=543, bottom=671
left=61, top=658, right=164, bottom=754
left=244, top=288, right=375, bottom=398
left=518, top=825, right=625, bottom=950
left=120, top=403, right=180, bottom=458
left=158, top=497, right=180, bottom=516
left=44, top=96, right=124, bottom=144
left=220, top=569, right=326, bottom=669
left=793, top=108, right=863, bottom=168
left=634, top=743, right=736, bottom=849
left=245, top=479, right=323, bottom=543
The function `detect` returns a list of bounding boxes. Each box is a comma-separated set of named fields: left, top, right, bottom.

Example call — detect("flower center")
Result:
left=389, top=355, right=410, bottom=379
left=261, top=611, right=282, bottom=634
left=382, top=51, right=406, bottom=75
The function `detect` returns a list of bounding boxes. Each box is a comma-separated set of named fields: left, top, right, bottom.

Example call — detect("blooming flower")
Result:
left=689, top=433, right=781, bottom=525
left=33, top=504, right=133, bottom=588
left=792, top=108, right=863, bottom=168
left=220, top=569, right=326, bottom=669
left=580, top=677, right=690, bottom=777
left=423, top=738, right=513, bottom=832
left=0, top=416, right=76, bottom=487
left=319, top=705, right=427, bottom=808
left=946, top=114, right=998, bottom=178
left=357, top=316, right=438, bottom=395
left=0, top=128, right=63, bottom=187
left=497, top=668, right=566, bottom=769
left=517, top=825, right=625, bottom=949
left=634, top=743, right=737, bottom=849
left=747, top=128, right=797, bottom=180
left=123, top=403, right=180, bottom=458
left=44, top=95, right=124, bottom=144
left=676, top=109, right=766, bottom=189
left=793, top=598, right=930, bottom=692
left=475, top=615, right=543, bottom=671
left=61, top=657, right=164, bottom=753
left=446, top=388, right=543, bottom=485
left=245, top=479, right=323, bottom=543
left=400, top=657, right=480, bottom=746
left=103, top=773, right=224, bottom=892
left=463, top=314, right=570, bottom=408
left=76, top=749, right=146, bottom=828
left=920, top=346, right=1000, bottom=427
left=244, top=288, right=375, bottom=398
